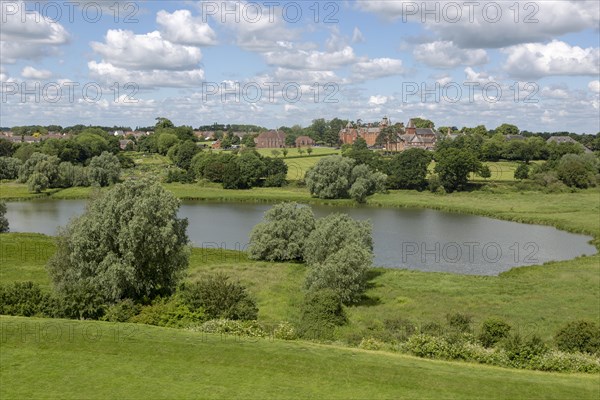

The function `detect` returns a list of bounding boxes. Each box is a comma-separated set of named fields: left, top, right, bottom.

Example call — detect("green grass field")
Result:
left=1, top=316, right=598, bottom=400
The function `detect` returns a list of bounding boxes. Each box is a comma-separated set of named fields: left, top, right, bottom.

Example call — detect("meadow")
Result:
left=2, top=315, right=598, bottom=399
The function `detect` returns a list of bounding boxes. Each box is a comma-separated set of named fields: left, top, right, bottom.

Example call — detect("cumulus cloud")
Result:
left=263, top=46, right=356, bottom=70
left=351, top=58, right=404, bottom=81
left=503, top=40, right=599, bottom=79
left=588, top=80, right=600, bottom=93
left=369, top=95, right=389, bottom=105
left=157, top=9, right=217, bottom=46
left=352, top=27, right=365, bottom=43
left=0, top=1, right=69, bottom=63
left=21, top=66, right=53, bottom=79
left=88, top=61, right=205, bottom=88
left=91, top=30, right=202, bottom=71
left=357, top=0, right=600, bottom=49
left=414, top=41, right=488, bottom=68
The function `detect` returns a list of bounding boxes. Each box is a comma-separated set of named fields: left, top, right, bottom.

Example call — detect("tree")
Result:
left=0, top=201, right=8, bottom=233
left=0, top=138, right=13, bottom=157
left=386, top=148, right=432, bottom=190
left=306, top=156, right=354, bottom=199
left=47, top=179, right=190, bottom=305
left=157, top=133, right=179, bottom=155
left=495, top=123, right=519, bottom=136
left=411, top=117, right=435, bottom=129
left=554, top=320, right=600, bottom=354
left=307, top=147, right=313, bottom=155
left=303, top=213, right=373, bottom=266
left=88, top=151, right=121, bottom=187
left=0, top=157, right=22, bottom=180
left=155, top=117, right=174, bottom=130
left=514, top=163, right=530, bottom=180
left=304, top=243, right=371, bottom=304
left=171, top=140, right=200, bottom=170
left=556, top=153, right=598, bottom=188
left=282, top=148, right=288, bottom=157
left=248, top=202, right=316, bottom=261
left=434, top=148, right=482, bottom=192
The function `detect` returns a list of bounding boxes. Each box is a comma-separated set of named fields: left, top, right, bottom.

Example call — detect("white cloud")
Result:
left=503, top=40, right=599, bottom=79
left=414, top=41, right=488, bottom=68
left=369, top=95, right=389, bottom=105
left=588, top=80, right=600, bottom=93
left=351, top=58, right=404, bottom=81
left=157, top=9, right=217, bottom=46
left=0, top=1, right=69, bottom=63
left=352, top=27, right=365, bottom=43
left=88, top=61, right=204, bottom=88
left=21, top=66, right=53, bottom=79
left=263, top=46, right=356, bottom=70
left=91, top=30, right=202, bottom=71
left=357, top=0, right=600, bottom=49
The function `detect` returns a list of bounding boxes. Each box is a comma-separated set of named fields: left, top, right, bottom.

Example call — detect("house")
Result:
left=505, top=134, right=525, bottom=141
left=547, top=136, right=592, bottom=153
left=340, top=117, right=439, bottom=151
left=119, top=139, right=134, bottom=150
left=339, top=117, right=391, bottom=147
left=113, top=130, right=125, bottom=137
left=211, top=140, right=222, bottom=149
left=255, top=130, right=286, bottom=148
left=295, top=135, right=315, bottom=147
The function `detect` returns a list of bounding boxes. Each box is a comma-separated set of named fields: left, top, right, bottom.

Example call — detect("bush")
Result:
left=248, top=202, right=316, bottom=262
left=297, top=289, right=347, bottom=340
left=502, top=333, right=549, bottom=366
left=556, top=154, right=598, bottom=188
left=273, top=321, right=297, bottom=340
left=0, top=201, right=8, bottom=233
left=514, top=163, right=530, bottom=180
left=446, top=312, right=473, bottom=333
left=101, top=299, right=141, bottom=322
left=359, top=337, right=385, bottom=351
left=478, top=318, right=512, bottom=348
left=555, top=320, right=600, bottom=355
left=180, top=273, right=258, bottom=321
left=130, top=297, right=205, bottom=328
left=164, top=167, right=195, bottom=183
left=0, top=281, right=55, bottom=317
left=194, top=319, right=267, bottom=338
left=57, top=281, right=107, bottom=320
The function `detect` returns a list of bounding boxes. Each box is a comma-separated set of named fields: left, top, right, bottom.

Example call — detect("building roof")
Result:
left=547, top=136, right=578, bottom=144
left=256, top=130, right=285, bottom=140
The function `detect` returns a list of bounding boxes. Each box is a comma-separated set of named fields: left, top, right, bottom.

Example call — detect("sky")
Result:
left=0, top=0, right=599, bottom=133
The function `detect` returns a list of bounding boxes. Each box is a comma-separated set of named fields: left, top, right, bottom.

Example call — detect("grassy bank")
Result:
left=1, top=233, right=598, bottom=342
left=1, top=316, right=598, bottom=400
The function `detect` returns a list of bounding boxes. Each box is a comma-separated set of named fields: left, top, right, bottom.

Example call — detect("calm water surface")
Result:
left=5, top=200, right=597, bottom=276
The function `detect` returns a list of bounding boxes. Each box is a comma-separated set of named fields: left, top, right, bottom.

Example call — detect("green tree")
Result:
left=304, top=243, right=371, bottom=304
left=0, top=138, right=14, bottom=157
left=282, top=148, right=288, bottom=157
left=88, top=151, right=121, bottom=187
left=298, top=289, right=347, bottom=339
left=248, top=202, right=316, bottom=261
left=303, top=213, right=373, bottom=266
left=514, top=163, right=530, bottom=180
left=0, top=157, right=22, bottom=180
left=306, top=156, right=354, bottom=199
left=0, top=201, right=8, bottom=233
left=157, top=133, right=179, bottom=155
left=386, top=148, right=432, bottom=190
left=434, top=148, right=482, bottom=192
left=171, top=140, right=200, bottom=170
left=155, top=117, right=174, bottom=130
left=556, top=153, right=598, bottom=188
left=47, top=179, right=190, bottom=305
left=411, top=118, right=435, bottom=129
left=495, top=123, right=519, bottom=136
left=555, top=320, right=600, bottom=354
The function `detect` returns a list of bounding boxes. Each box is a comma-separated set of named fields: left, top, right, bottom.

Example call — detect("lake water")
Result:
left=4, top=200, right=597, bottom=276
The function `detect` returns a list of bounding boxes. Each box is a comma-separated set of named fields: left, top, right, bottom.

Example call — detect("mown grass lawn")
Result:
left=1, top=316, right=598, bottom=400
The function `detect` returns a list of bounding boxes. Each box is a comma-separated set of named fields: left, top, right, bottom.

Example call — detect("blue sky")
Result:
left=1, top=0, right=599, bottom=133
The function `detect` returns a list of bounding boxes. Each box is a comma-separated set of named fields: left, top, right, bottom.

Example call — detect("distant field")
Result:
left=2, top=316, right=598, bottom=400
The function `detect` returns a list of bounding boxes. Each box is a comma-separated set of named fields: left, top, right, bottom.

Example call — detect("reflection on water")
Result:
left=5, top=199, right=597, bottom=276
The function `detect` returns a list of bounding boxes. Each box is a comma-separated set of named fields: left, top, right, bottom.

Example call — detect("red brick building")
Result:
left=255, top=130, right=286, bottom=148
left=295, top=135, right=315, bottom=147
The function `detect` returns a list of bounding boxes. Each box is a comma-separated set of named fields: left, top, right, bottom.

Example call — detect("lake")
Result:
left=4, top=199, right=597, bottom=276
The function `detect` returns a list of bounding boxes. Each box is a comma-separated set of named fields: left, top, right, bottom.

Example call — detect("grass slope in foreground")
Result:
left=1, top=316, right=599, bottom=400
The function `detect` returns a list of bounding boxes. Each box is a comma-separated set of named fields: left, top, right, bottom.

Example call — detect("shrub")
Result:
left=194, top=319, right=267, bottom=338
left=530, top=350, right=600, bottom=373
left=514, top=163, right=530, bottom=180
left=478, top=318, right=512, bottom=348
left=297, top=289, right=347, bottom=340
left=0, top=157, right=22, bottom=180
left=273, top=321, right=297, bottom=340
left=248, top=202, right=316, bottom=262
left=446, top=312, right=473, bottom=333
left=555, top=320, right=600, bottom=355
left=180, top=273, right=258, bottom=321
left=404, top=334, right=453, bottom=359
left=101, top=299, right=141, bottom=322
left=0, top=201, right=8, bottom=233
left=130, top=297, right=205, bottom=328
left=556, top=153, right=598, bottom=188
left=57, top=281, right=107, bottom=320
left=359, top=337, right=385, bottom=351
left=502, top=333, right=549, bottom=366
left=164, top=167, right=195, bottom=183
left=383, top=317, right=418, bottom=342
left=0, top=281, right=55, bottom=317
